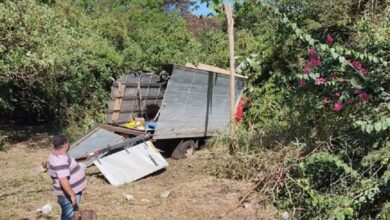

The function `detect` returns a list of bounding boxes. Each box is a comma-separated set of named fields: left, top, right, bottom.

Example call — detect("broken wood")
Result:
left=219, top=176, right=270, bottom=218
left=100, top=124, right=144, bottom=136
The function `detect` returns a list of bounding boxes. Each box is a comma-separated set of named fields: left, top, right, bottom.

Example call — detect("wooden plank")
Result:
left=112, top=82, right=163, bottom=87
left=113, top=98, right=123, bottom=111
left=109, top=95, right=164, bottom=100
left=111, top=112, right=120, bottom=123
left=185, top=62, right=197, bottom=68
left=196, top=63, right=247, bottom=79
left=100, top=124, right=144, bottom=136
left=117, top=84, right=126, bottom=97
left=111, top=84, right=126, bottom=122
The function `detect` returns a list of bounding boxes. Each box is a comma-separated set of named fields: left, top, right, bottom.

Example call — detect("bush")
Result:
left=0, top=140, right=10, bottom=152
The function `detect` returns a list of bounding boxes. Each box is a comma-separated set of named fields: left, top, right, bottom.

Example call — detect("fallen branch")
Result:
left=219, top=176, right=270, bottom=218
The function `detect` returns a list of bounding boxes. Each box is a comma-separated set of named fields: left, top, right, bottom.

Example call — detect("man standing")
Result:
left=47, top=135, right=87, bottom=220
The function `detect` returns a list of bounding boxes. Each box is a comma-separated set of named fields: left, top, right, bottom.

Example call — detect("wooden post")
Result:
left=224, top=3, right=235, bottom=125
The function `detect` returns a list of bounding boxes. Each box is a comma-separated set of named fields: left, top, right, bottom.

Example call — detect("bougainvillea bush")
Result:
left=274, top=18, right=390, bottom=218
left=207, top=0, right=389, bottom=219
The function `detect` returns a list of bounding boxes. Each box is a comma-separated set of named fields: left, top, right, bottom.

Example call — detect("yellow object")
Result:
left=122, top=121, right=136, bottom=128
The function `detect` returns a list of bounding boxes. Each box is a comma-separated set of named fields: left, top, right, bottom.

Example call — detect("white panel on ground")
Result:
left=93, top=141, right=168, bottom=186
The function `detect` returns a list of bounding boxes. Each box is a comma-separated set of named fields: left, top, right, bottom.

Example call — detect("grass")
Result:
left=0, top=130, right=278, bottom=219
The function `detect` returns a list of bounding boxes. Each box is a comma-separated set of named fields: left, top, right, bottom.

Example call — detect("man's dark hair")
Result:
left=52, top=135, right=68, bottom=149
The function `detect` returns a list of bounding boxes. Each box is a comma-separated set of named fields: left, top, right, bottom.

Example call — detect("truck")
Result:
left=68, top=63, right=247, bottom=185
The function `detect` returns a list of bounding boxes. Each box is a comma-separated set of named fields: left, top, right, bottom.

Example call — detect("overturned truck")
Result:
left=69, top=64, right=247, bottom=185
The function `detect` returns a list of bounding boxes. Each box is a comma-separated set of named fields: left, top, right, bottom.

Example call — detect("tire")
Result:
left=171, top=140, right=197, bottom=159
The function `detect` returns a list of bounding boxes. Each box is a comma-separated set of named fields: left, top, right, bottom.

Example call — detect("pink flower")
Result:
left=308, top=57, right=321, bottom=67
left=326, top=34, right=334, bottom=45
left=306, top=48, right=321, bottom=68
left=346, top=99, right=353, bottom=104
left=332, top=102, right=344, bottom=111
left=350, top=60, right=369, bottom=75
left=353, top=89, right=362, bottom=94
left=303, top=66, right=311, bottom=74
left=308, top=48, right=316, bottom=58
left=335, top=92, right=341, bottom=97
left=351, top=61, right=363, bottom=69
left=322, top=97, right=331, bottom=104
left=358, top=92, right=370, bottom=101
left=315, top=77, right=326, bottom=85
left=299, top=80, right=305, bottom=87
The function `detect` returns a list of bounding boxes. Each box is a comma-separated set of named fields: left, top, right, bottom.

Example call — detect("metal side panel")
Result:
left=93, top=141, right=168, bottom=186
left=68, top=127, right=125, bottom=160
left=153, top=65, right=246, bottom=140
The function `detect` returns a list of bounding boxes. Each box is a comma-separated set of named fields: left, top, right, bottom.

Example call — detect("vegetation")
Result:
left=0, top=0, right=229, bottom=137
left=1, top=0, right=389, bottom=218
left=206, top=0, right=390, bottom=219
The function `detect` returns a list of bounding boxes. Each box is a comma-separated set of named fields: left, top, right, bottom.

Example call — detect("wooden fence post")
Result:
left=224, top=3, right=235, bottom=126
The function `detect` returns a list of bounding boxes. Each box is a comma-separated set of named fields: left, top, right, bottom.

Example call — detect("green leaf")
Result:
left=332, top=52, right=339, bottom=59
left=344, top=207, right=354, bottom=216
left=282, top=17, right=289, bottom=23
left=320, top=44, right=328, bottom=51
left=336, top=212, right=345, bottom=220
left=294, top=28, right=302, bottom=36
left=291, top=23, right=297, bottom=29
left=382, top=121, right=388, bottom=130
left=355, top=120, right=365, bottom=126
left=339, top=64, right=346, bottom=71
left=351, top=78, right=363, bottom=89
left=374, top=122, right=382, bottom=132
left=305, top=34, right=312, bottom=42
left=366, top=124, right=374, bottom=134
left=339, top=56, right=346, bottom=63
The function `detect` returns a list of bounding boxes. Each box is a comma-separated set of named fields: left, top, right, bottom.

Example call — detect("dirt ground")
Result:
left=0, top=131, right=277, bottom=220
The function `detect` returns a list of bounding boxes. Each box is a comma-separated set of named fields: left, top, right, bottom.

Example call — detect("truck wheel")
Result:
left=171, top=140, right=197, bottom=159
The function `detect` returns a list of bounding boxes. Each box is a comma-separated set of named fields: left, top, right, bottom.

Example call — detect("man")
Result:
left=47, top=135, right=87, bottom=220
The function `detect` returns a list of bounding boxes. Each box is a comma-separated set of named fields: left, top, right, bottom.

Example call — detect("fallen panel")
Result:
left=68, top=127, right=125, bottom=165
left=94, top=141, right=168, bottom=186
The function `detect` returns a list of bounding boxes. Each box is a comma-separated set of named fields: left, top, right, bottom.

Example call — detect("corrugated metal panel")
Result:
left=68, top=127, right=124, bottom=165
left=153, top=65, right=246, bottom=139
left=94, top=141, right=168, bottom=186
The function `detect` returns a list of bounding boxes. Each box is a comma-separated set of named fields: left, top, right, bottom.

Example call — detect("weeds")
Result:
left=0, top=140, right=9, bottom=151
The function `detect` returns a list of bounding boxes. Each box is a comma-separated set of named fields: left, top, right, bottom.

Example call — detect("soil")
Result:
left=0, top=131, right=277, bottom=220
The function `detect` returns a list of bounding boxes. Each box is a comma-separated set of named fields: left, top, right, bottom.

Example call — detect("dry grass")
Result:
left=205, top=144, right=301, bottom=203
left=0, top=132, right=278, bottom=220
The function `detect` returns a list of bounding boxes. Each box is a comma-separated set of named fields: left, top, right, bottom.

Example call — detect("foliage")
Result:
left=0, top=0, right=123, bottom=129
left=0, top=0, right=227, bottom=138
left=0, top=140, right=10, bottom=151
left=1, top=0, right=389, bottom=217
left=205, top=0, right=389, bottom=218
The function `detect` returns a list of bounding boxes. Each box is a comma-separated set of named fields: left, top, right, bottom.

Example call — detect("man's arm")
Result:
left=59, top=177, right=76, bottom=205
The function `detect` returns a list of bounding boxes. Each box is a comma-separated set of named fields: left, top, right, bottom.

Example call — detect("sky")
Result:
left=190, top=1, right=235, bottom=16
